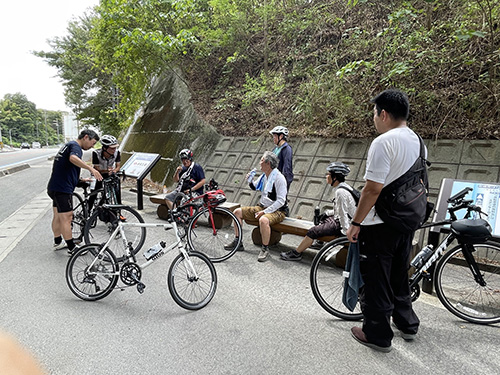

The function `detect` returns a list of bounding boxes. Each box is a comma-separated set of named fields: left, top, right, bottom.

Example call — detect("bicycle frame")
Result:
left=85, top=219, right=199, bottom=280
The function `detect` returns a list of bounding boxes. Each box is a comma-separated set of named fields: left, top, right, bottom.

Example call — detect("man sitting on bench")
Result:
left=280, top=162, right=357, bottom=261
left=228, top=151, right=288, bottom=262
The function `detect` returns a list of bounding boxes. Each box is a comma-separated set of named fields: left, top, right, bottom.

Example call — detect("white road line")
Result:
left=0, top=190, right=53, bottom=263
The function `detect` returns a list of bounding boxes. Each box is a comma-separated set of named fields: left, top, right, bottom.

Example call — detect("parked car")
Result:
left=20, top=142, right=30, bottom=149
left=32, top=142, right=41, bottom=148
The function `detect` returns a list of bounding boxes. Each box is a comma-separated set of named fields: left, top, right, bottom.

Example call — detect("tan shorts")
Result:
left=241, top=205, right=286, bottom=226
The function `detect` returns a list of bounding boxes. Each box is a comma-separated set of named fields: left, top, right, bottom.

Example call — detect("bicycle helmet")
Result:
left=269, top=126, right=289, bottom=138
left=179, top=148, right=193, bottom=160
left=101, top=135, right=118, bottom=148
left=326, top=162, right=351, bottom=177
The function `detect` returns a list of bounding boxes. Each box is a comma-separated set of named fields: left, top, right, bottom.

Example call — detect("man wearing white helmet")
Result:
left=164, top=148, right=206, bottom=209
left=280, top=162, right=357, bottom=261
left=90, top=134, right=122, bottom=204
left=270, top=126, right=294, bottom=191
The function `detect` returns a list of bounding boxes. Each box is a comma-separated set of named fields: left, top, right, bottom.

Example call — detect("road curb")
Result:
left=0, top=163, right=30, bottom=177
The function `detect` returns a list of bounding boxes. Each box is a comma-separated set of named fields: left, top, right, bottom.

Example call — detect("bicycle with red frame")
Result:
left=172, top=179, right=242, bottom=263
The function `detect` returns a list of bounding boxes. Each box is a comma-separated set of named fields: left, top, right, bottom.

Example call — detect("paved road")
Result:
left=1, top=161, right=499, bottom=374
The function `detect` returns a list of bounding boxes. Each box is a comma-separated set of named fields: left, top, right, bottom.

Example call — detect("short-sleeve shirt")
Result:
left=92, top=148, right=121, bottom=178
left=363, top=127, right=424, bottom=225
left=47, top=141, right=83, bottom=194
left=179, top=162, right=205, bottom=194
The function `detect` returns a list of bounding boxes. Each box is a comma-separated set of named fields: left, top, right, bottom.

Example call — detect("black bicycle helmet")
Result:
left=326, top=162, right=350, bottom=177
left=179, top=148, right=193, bottom=160
left=101, top=135, right=118, bottom=148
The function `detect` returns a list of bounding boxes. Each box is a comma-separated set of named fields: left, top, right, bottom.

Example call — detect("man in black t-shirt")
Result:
left=47, top=129, right=102, bottom=254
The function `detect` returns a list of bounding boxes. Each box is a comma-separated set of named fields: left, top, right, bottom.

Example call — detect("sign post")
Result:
left=120, top=152, right=161, bottom=210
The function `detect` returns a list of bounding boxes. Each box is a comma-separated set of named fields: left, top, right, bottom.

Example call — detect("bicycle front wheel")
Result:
left=167, top=251, right=217, bottom=310
left=187, top=207, right=242, bottom=262
left=71, top=192, right=87, bottom=244
left=434, top=241, right=500, bottom=324
left=83, top=205, right=146, bottom=262
left=66, top=244, right=119, bottom=301
left=310, top=237, right=363, bottom=320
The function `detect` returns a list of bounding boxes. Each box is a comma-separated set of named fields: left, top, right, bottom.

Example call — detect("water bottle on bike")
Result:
left=410, top=244, right=434, bottom=268
left=144, top=241, right=166, bottom=260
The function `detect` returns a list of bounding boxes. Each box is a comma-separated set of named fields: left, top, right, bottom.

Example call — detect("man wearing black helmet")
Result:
left=164, top=148, right=206, bottom=209
left=280, top=162, right=357, bottom=261
left=270, top=126, right=294, bottom=191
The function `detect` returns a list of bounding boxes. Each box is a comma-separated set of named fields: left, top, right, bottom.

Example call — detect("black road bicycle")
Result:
left=310, top=187, right=500, bottom=325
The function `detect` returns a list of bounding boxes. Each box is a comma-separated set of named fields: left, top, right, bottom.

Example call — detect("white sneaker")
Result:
left=53, top=240, right=67, bottom=251
left=258, top=247, right=270, bottom=262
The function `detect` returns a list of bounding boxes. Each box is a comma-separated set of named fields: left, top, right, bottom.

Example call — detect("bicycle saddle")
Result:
left=450, top=219, right=492, bottom=243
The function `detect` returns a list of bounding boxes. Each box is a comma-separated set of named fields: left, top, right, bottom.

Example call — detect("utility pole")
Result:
left=44, top=110, right=49, bottom=146
left=54, top=119, right=60, bottom=144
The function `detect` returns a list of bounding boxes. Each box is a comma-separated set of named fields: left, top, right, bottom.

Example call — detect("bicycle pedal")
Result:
left=137, top=283, right=146, bottom=294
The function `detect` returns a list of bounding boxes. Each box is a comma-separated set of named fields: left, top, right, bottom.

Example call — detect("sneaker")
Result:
left=280, top=250, right=302, bottom=261
left=309, top=240, right=324, bottom=250
left=392, top=322, right=417, bottom=341
left=224, top=238, right=244, bottom=251
left=53, top=240, right=67, bottom=251
left=258, top=247, right=270, bottom=262
left=351, top=327, right=392, bottom=353
left=67, top=245, right=80, bottom=257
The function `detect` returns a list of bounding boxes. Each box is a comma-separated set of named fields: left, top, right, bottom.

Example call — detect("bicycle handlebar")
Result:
left=447, top=187, right=473, bottom=204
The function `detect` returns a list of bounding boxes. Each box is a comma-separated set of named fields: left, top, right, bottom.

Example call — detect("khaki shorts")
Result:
left=241, top=205, right=285, bottom=226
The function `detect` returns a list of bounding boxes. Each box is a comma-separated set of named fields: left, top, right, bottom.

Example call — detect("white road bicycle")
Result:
left=66, top=208, right=217, bottom=310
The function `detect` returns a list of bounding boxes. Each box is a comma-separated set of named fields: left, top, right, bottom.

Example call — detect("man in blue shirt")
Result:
left=270, top=126, right=294, bottom=191
left=164, top=148, right=206, bottom=209
left=47, top=129, right=102, bottom=254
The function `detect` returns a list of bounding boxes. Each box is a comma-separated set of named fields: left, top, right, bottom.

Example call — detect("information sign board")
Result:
left=120, top=152, right=160, bottom=179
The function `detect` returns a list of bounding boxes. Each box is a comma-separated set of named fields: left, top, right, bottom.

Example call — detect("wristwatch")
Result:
left=351, top=221, right=361, bottom=227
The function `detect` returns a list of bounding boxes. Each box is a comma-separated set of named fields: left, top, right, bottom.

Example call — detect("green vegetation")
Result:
left=0, top=93, right=63, bottom=147
left=35, top=0, right=499, bottom=139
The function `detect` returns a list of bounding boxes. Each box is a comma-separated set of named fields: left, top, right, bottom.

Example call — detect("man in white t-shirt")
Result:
left=347, top=89, right=422, bottom=353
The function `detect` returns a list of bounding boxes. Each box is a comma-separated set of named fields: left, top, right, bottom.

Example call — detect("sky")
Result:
left=0, top=1, right=99, bottom=112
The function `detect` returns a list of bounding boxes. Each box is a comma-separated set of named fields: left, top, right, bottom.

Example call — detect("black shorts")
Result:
left=306, top=216, right=341, bottom=239
left=47, top=190, right=73, bottom=213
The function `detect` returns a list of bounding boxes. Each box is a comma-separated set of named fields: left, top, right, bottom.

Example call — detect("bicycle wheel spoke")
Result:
left=435, top=242, right=500, bottom=324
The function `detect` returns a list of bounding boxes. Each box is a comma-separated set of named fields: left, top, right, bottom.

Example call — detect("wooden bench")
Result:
left=244, top=217, right=337, bottom=245
left=244, top=216, right=344, bottom=265
left=149, top=194, right=240, bottom=220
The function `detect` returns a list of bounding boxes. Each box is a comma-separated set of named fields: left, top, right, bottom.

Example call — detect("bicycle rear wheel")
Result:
left=434, top=241, right=500, bottom=324
left=66, top=244, right=119, bottom=301
left=167, top=251, right=217, bottom=310
left=71, top=192, right=87, bottom=244
left=83, top=205, right=146, bottom=262
left=187, top=207, right=242, bottom=262
left=310, top=237, right=363, bottom=320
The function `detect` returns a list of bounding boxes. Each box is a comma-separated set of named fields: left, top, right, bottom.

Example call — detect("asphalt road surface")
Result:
left=1, top=159, right=499, bottom=374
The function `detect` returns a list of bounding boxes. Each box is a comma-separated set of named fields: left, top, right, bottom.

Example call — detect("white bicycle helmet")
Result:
left=269, top=126, right=289, bottom=138
left=101, top=135, right=118, bottom=148
left=326, top=162, right=351, bottom=177
left=179, top=148, right=193, bottom=160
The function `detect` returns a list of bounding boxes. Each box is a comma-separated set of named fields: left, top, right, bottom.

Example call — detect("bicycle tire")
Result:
left=310, top=237, right=363, bottom=320
left=66, top=244, right=119, bottom=301
left=187, top=207, right=242, bottom=262
left=83, top=205, right=146, bottom=262
left=434, top=241, right=500, bottom=324
left=167, top=251, right=217, bottom=310
left=71, top=192, right=87, bottom=244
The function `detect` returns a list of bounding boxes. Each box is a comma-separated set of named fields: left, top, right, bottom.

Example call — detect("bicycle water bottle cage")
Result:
left=451, top=219, right=492, bottom=243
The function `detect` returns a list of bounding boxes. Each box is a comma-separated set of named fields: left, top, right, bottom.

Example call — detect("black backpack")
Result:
left=374, top=135, right=431, bottom=233
left=337, top=185, right=361, bottom=206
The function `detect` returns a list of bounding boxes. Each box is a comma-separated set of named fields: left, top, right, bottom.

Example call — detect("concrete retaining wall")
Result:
left=198, top=137, right=500, bottom=221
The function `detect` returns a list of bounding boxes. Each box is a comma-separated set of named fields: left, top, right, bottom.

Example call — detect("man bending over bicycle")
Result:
left=229, top=151, right=288, bottom=262
left=164, top=149, right=206, bottom=209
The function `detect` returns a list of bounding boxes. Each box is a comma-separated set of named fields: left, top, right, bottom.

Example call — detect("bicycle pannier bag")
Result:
left=375, top=135, right=431, bottom=233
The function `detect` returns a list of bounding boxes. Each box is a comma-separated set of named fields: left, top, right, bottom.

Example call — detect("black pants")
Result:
left=358, top=224, right=420, bottom=347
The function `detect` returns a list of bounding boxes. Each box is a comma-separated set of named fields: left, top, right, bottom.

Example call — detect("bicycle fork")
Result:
left=179, top=246, right=201, bottom=281
left=461, top=243, right=487, bottom=287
